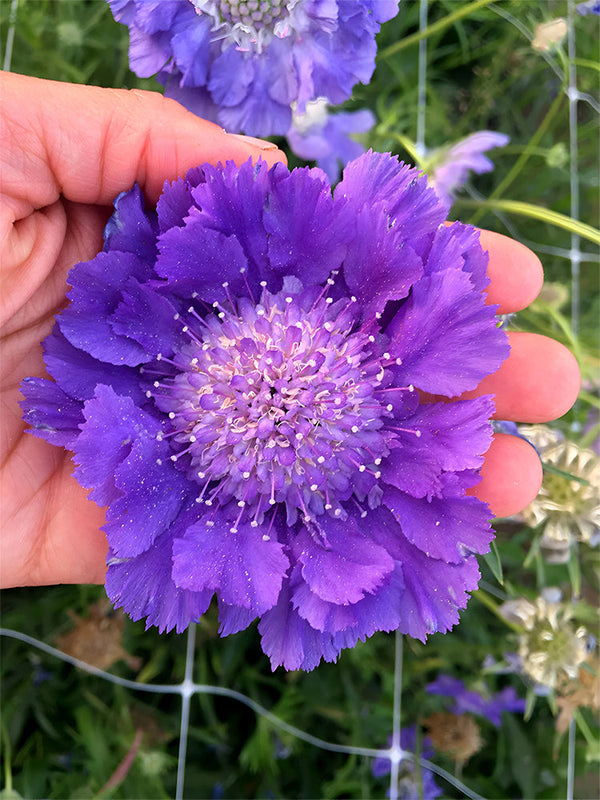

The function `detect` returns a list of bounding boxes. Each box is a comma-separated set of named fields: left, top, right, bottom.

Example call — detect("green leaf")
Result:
left=482, top=540, right=504, bottom=585
left=503, top=713, right=539, bottom=798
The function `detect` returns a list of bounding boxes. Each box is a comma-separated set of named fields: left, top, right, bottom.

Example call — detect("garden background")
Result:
left=0, top=0, right=598, bottom=798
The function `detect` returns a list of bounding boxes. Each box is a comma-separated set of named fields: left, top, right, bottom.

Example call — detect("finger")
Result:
left=461, top=332, right=581, bottom=422
left=479, top=229, right=544, bottom=314
left=467, top=433, right=543, bottom=518
left=0, top=71, right=286, bottom=211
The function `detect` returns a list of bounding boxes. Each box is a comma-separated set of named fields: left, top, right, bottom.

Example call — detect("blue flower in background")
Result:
left=21, top=151, right=508, bottom=671
left=108, top=0, right=400, bottom=137
left=372, top=727, right=443, bottom=799
left=425, top=131, right=509, bottom=209
left=577, top=0, right=600, bottom=15
left=287, top=99, right=375, bottom=182
left=426, top=674, right=526, bottom=727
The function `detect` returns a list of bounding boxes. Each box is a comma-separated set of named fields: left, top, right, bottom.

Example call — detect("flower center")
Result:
left=151, top=287, right=392, bottom=529
left=216, top=0, right=288, bottom=29
left=190, top=0, right=298, bottom=51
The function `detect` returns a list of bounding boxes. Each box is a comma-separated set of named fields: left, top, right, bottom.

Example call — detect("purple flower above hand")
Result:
left=108, top=0, right=400, bottom=137
left=426, top=131, right=509, bottom=209
left=21, top=151, right=509, bottom=671
left=287, top=99, right=376, bottom=182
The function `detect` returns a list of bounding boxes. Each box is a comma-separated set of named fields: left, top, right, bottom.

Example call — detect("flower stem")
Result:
left=573, top=708, right=597, bottom=748
left=470, top=88, right=565, bottom=227
left=473, top=589, right=523, bottom=633
left=456, top=199, right=600, bottom=245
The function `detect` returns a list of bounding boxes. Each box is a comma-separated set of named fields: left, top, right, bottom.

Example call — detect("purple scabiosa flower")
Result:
left=287, top=99, right=376, bottom=183
left=372, top=727, right=442, bottom=799
left=21, top=151, right=509, bottom=671
left=108, top=0, right=400, bottom=137
left=425, top=131, right=509, bottom=209
left=426, top=674, right=526, bottom=727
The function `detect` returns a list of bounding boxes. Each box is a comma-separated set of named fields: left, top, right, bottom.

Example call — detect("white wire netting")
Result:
left=1, top=1, right=595, bottom=798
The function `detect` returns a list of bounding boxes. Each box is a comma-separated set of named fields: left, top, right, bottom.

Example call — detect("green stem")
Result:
left=378, top=0, right=497, bottom=59
left=1, top=719, right=12, bottom=793
left=456, top=199, right=600, bottom=245
left=579, top=390, right=600, bottom=410
left=573, top=58, right=600, bottom=73
left=470, top=88, right=565, bottom=227
left=473, top=589, right=523, bottom=633
left=388, top=132, right=423, bottom=165
left=573, top=708, right=597, bottom=748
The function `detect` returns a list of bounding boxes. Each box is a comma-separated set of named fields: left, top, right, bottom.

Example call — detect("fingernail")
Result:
left=228, top=133, right=279, bottom=150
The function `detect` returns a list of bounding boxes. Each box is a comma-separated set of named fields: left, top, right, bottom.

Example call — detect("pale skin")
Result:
left=0, top=72, right=581, bottom=588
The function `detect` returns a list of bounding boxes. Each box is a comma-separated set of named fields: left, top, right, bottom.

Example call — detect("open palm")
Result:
left=0, top=72, right=580, bottom=588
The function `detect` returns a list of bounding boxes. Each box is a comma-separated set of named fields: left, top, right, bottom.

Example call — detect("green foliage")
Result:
left=1, top=0, right=599, bottom=798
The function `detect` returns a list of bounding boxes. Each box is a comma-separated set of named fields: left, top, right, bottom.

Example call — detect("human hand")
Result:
left=0, top=72, right=285, bottom=587
left=0, top=73, right=580, bottom=589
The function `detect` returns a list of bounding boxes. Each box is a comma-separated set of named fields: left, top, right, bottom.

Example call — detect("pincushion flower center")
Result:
left=156, top=287, right=391, bottom=528
left=217, top=0, right=289, bottom=29
left=191, top=0, right=299, bottom=51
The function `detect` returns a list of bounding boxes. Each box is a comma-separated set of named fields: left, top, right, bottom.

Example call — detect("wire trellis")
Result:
left=1, top=1, right=594, bottom=798
left=0, top=626, right=486, bottom=800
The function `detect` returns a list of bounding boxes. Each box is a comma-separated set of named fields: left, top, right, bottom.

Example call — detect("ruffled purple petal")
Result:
left=103, top=184, right=159, bottom=262
left=19, top=377, right=83, bottom=447
left=73, top=385, right=192, bottom=557
left=106, top=530, right=213, bottom=634
left=59, top=251, right=152, bottom=367
left=157, top=172, right=203, bottom=232
left=258, top=582, right=341, bottom=671
left=386, top=268, right=509, bottom=396
left=106, top=434, right=192, bottom=557
left=383, top=485, right=493, bottom=563
left=189, top=159, right=277, bottom=280
left=218, top=601, right=258, bottom=636
left=294, top=516, right=394, bottom=605
left=43, top=327, right=143, bottom=404
left=263, top=166, right=350, bottom=286
left=155, top=216, right=250, bottom=304
left=216, top=50, right=292, bottom=137
left=170, top=11, right=212, bottom=86
left=110, top=279, right=182, bottom=360
left=72, top=383, right=148, bottom=508
left=381, top=396, right=495, bottom=497
left=343, top=207, right=423, bottom=319
left=208, top=46, right=255, bottom=107
left=420, top=222, right=490, bottom=297
left=172, top=516, right=289, bottom=615
left=335, top=152, right=446, bottom=249
left=292, top=561, right=405, bottom=636
left=368, top=506, right=483, bottom=640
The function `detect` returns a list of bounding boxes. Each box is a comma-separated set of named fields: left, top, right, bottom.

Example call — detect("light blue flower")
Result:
left=425, top=130, right=509, bottom=209
left=287, top=99, right=375, bottom=182
left=577, top=0, right=600, bottom=16
left=108, top=0, right=399, bottom=137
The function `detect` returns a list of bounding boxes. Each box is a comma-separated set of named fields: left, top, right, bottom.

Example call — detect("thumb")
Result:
left=0, top=71, right=286, bottom=211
